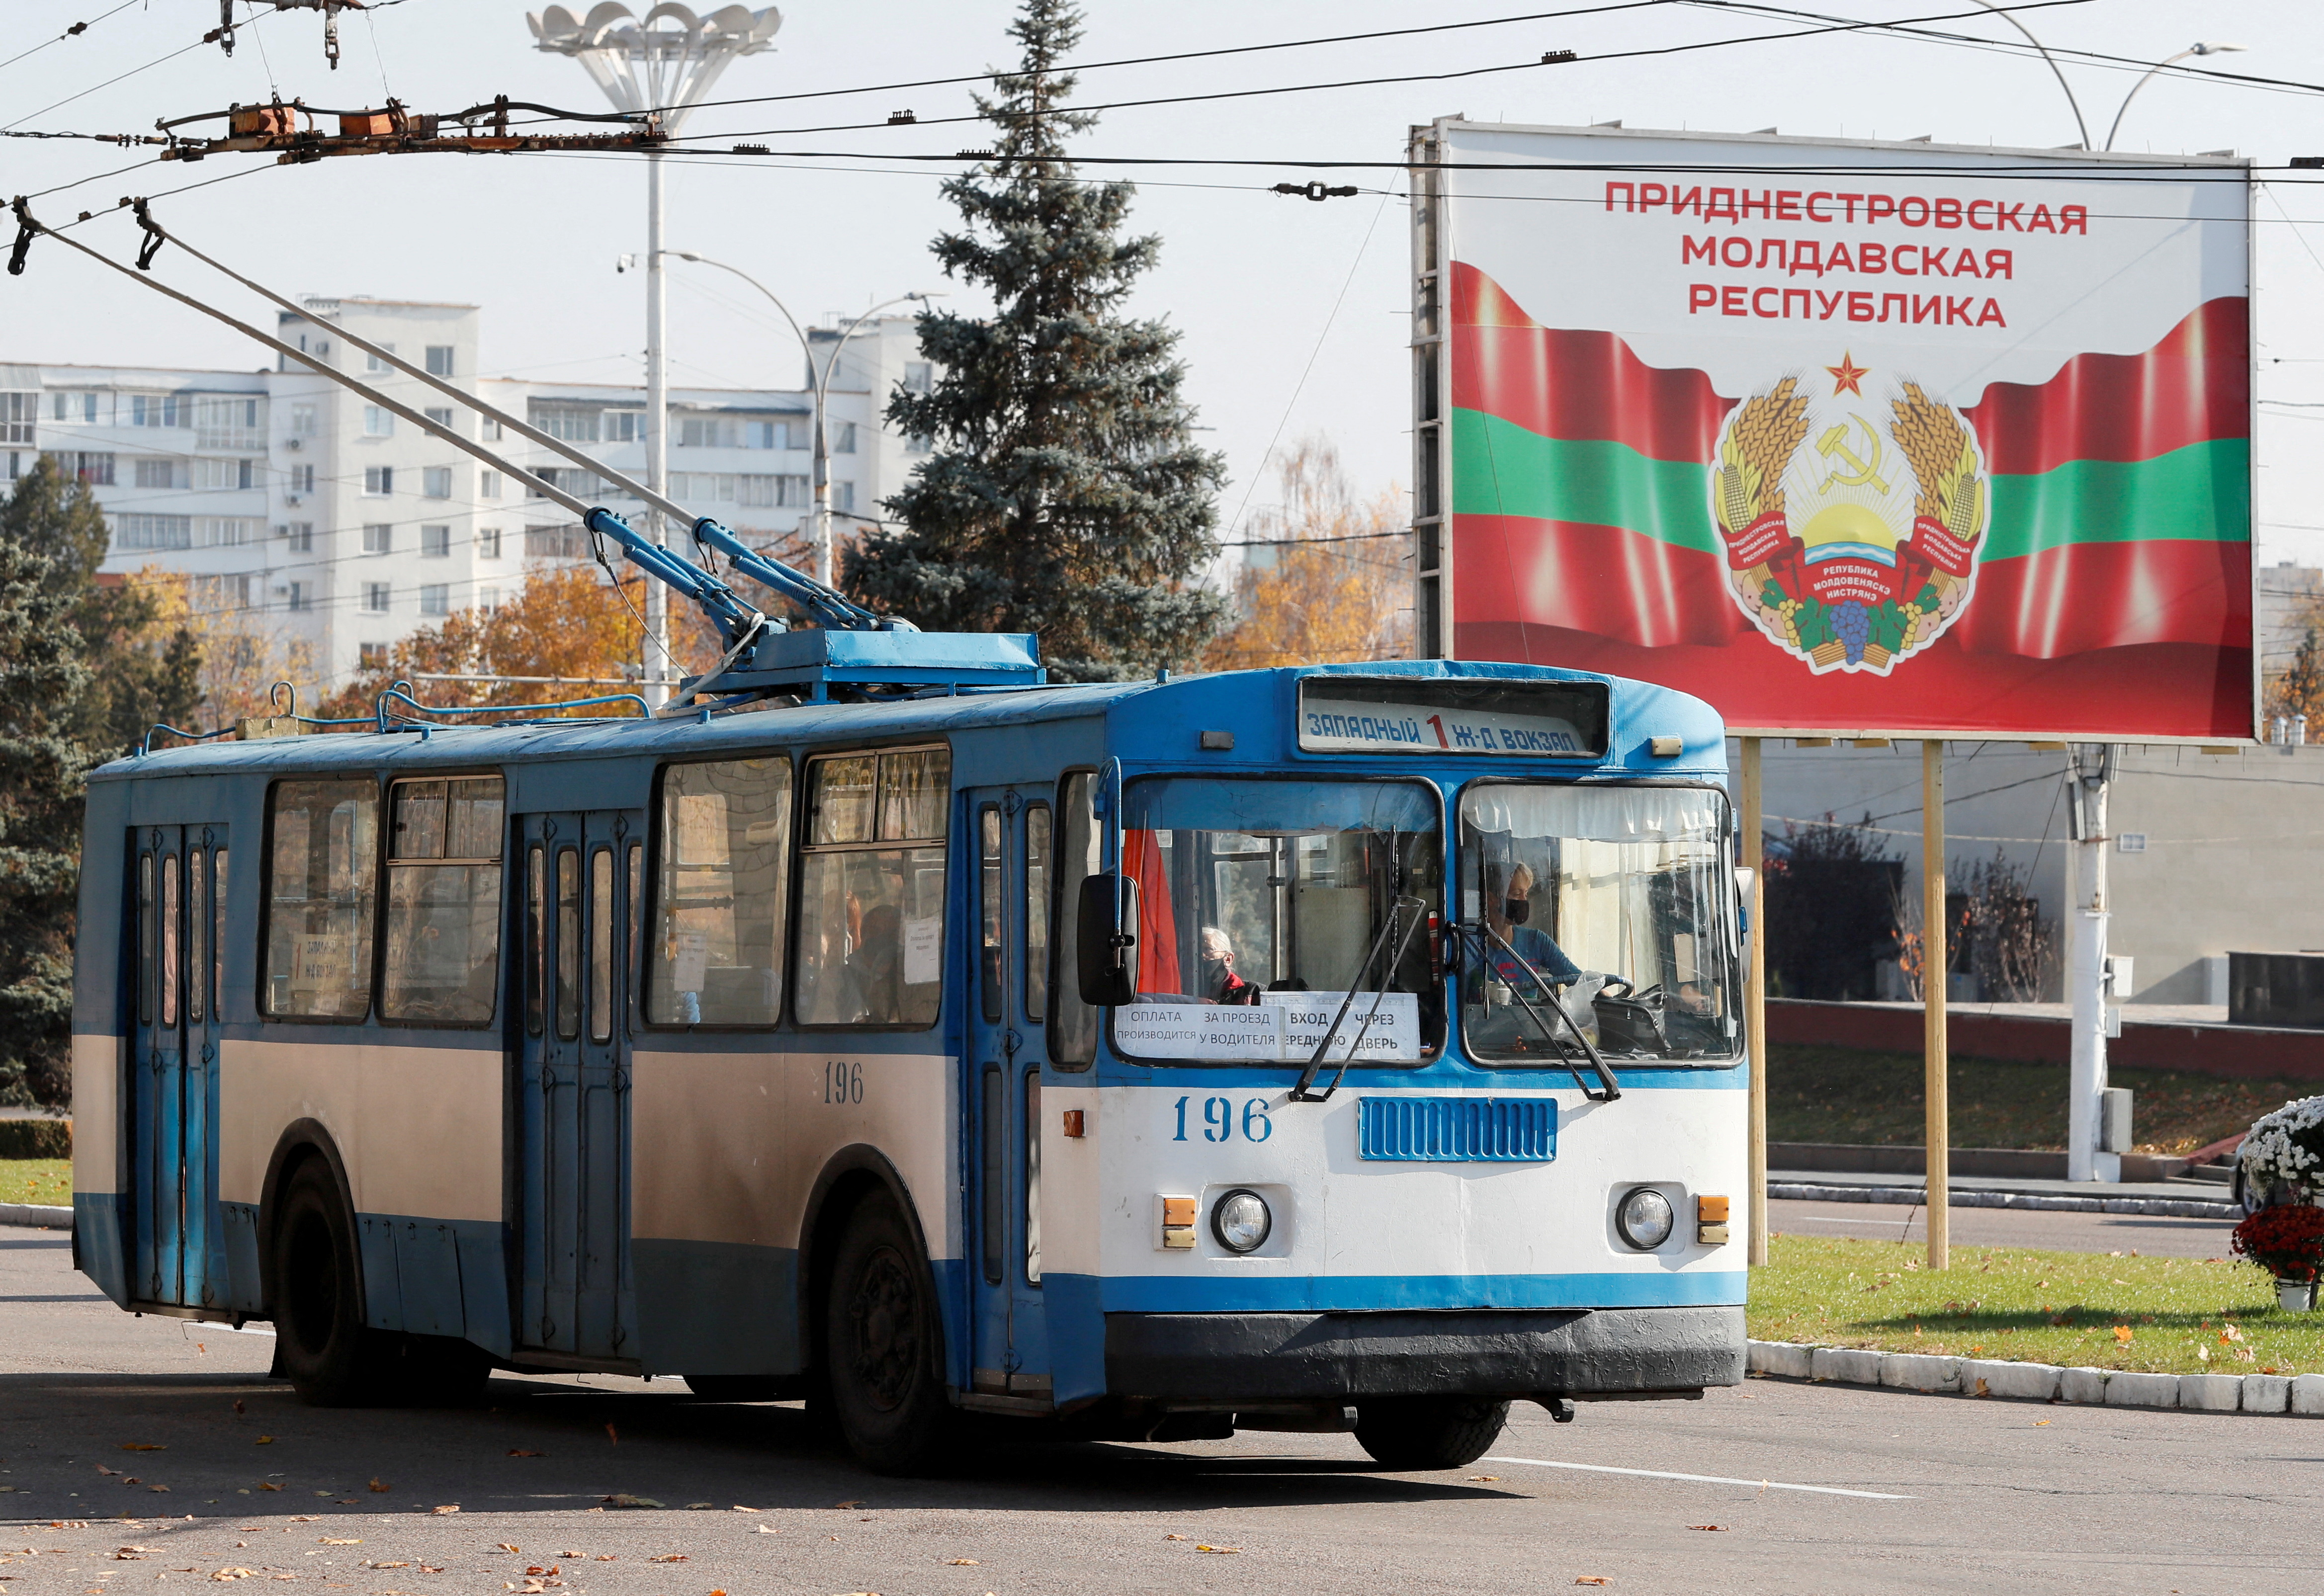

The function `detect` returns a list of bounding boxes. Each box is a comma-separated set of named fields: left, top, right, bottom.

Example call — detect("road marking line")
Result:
left=1481, top=1456, right=1914, bottom=1500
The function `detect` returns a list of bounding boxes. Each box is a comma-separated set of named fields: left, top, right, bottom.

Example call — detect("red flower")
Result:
left=2232, top=1204, right=2324, bottom=1283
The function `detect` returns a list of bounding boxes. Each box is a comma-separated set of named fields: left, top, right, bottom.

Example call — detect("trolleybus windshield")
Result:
left=1459, top=782, right=1739, bottom=1065
left=1110, top=777, right=1442, bottom=1066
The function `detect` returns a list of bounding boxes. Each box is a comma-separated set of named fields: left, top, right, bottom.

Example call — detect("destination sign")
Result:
left=1298, top=676, right=1608, bottom=757
left=1115, top=991, right=1423, bottom=1064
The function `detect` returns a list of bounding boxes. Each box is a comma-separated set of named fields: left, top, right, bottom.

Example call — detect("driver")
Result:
left=1479, top=861, right=1579, bottom=991
left=1199, top=925, right=1264, bottom=1006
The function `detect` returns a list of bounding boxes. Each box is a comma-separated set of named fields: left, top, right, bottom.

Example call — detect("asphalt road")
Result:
left=2, top=1225, right=2317, bottom=1595
left=1768, top=1198, right=2242, bottom=1258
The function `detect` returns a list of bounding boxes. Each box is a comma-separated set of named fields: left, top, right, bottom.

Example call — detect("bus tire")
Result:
left=1353, top=1397, right=1510, bottom=1470
left=269, top=1159, right=393, bottom=1407
left=823, top=1190, right=949, bottom=1475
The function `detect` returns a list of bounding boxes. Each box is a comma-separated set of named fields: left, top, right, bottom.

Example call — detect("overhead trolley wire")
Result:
left=0, top=0, right=148, bottom=80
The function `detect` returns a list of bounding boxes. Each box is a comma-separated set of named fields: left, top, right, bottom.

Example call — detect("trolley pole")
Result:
left=643, top=150, right=670, bottom=704
left=1740, top=737, right=1769, bottom=1266
left=1923, top=740, right=1949, bottom=1270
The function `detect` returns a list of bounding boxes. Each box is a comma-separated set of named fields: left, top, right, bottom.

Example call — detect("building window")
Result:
left=358, top=642, right=388, bottom=669
left=525, top=523, right=586, bottom=560
left=365, top=343, right=397, bottom=373
left=774, top=474, right=810, bottom=508
left=190, top=457, right=257, bottom=491
left=671, top=472, right=735, bottom=503
left=288, top=463, right=315, bottom=496
left=113, top=514, right=192, bottom=551
left=482, top=417, right=502, bottom=442
left=424, top=406, right=456, bottom=431
left=906, top=434, right=933, bottom=455
left=134, top=458, right=175, bottom=489
left=421, top=524, right=450, bottom=558
left=364, top=466, right=393, bottom=496
left=363, top=582, right=391, bottom=613
left=423, top=466, right=452, bottom=499
left=904, top=361, right=933, bottom=394
left=479, top=585, right=502, bottom=611
left=287, top=581, right=312, bottom=611
left=479, top=470, right=502, bottom=500
left=193, top=397, right=263, bottom=450
left=287, top=402, right=318, bottom=436
left=283, top=521, right=314, bottom=553
left=0, top=393, right=35, bottom=445
left=363, top=523, right=393, bottom=555
left=131, top=395, right=188, bottom=428
left=678, top=416, right=745, bottom=448
left=47, top=450, right=115, bottom=485
left=362, top=406, right=394, bottom=438
left=832, top=421, right=857, bottom=454
left=832, top=481, right=856, bottom=513
left=261, top=780, right=378, bottom=1021
left=477, top=526, right=502, bottom=559
left=424, top=346, right=454, bottom=377
left=603, top=411, right=641, bottom=442
left=743, top=420, right=786, bottom=450
left=737, top=474, right=776, bottom=508
left=529, top=405, right=599, bottom=443
left=419, top=583, right=449, bottom=615
left=193, top=518, right=255, bottom=548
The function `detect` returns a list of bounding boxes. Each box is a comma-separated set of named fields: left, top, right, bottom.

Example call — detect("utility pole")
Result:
left=645, top=150, right=667, bottom=694
left=2066, top=744, right=2119, bottom=1181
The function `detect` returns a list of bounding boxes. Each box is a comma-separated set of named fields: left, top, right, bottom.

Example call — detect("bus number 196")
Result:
left=1172, top=1094, right=1272, bottom=1143
left=824, top=1061, right=864, bottom=1104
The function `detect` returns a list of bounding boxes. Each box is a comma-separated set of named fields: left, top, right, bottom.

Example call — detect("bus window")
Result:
left=978, top=806, right=1004, bottom=1023
left=212, top=847, right=227, bottom=1015
left=980, top=1065, right=1004, bottom=1286
left=795, top=746, right=949, bottom=1027
left=1023, top=1066, right=1041, bottom=1285
left=381, top=777, right=505, bottom=1025
left=137, top=852, right=155, bottom=1027
left=589, top=849, right=613, bottom=1043
left=626, top=841, right=641, bottom=1032
left=263, top=781, right=378, bottom=1021
left=1459, top=782, right=1738, bottom=1064
left=1024, top=805, right=1050, bottom=1023
left=160, top=852, right=180, bottom=1028
left=187, top=849, right=206, bottom=1024
left=649, top=758, right=791, bottom=1026
left=554, top=848, right=580, bottom=1041
left=1048, top=773, right=1098, bottom=1068
left=524, top=845, right=544, bottom=1036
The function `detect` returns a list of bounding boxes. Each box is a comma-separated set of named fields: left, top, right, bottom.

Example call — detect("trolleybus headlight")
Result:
left=1211, top=1188, right=1272, bottom=1253
left=1615, top=1187, right=1675, bottom=1251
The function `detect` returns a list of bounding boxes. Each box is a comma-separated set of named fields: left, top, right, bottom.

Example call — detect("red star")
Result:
left=1826, top=351, right=1869, bottom=397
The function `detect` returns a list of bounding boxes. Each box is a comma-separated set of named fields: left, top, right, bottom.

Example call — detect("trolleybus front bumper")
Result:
left=1105, top=1305, right=1742, bottom=1402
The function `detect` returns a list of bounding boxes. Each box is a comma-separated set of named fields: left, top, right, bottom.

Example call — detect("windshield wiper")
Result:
left=1289, top=891, right=1427, bottom=1104
left=1466, top=923, right=1622, bottom=1103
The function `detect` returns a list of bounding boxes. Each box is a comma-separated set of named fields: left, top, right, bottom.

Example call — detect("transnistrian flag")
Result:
left=1434, top=123, right=2253, bottom=741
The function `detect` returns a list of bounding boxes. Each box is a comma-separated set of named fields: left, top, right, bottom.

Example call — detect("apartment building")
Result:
left=9, top=297, right=932, bottom=690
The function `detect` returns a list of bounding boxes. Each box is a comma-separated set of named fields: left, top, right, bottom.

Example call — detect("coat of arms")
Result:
left=1711, top=353, right=1987, bottom=674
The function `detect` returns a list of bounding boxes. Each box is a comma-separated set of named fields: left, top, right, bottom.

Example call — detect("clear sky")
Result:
left=5, top=0, right=2323, bottom=562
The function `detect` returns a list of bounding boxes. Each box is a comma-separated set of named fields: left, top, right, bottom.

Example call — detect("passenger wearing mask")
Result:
left=1479, top=861, right=1578, bottom=991
left=1198, top=925, right=1264, bottom=1006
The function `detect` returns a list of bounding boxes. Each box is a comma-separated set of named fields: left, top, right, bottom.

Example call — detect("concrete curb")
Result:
left=0, top=1202, right=72, bottom=1231
left=1749, top=1339, right=2324, bottom=1415
left=1767, top=1181, right=2238, bottom=1219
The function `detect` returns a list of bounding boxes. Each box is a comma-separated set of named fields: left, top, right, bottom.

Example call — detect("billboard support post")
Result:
left=2067, top=745, right=2118, bottom=1181
left=1923, top=741, right=1949, bottom=1271
left=1741, top=737, right=1769, bottom=1267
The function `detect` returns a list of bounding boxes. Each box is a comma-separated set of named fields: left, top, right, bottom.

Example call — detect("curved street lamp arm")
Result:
left=2104, top=49, right=2193, bottom=152
left=1965, top=0, right=2091, bottom=151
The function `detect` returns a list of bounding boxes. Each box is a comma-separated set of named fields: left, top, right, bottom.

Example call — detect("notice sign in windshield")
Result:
left=1115, top=992, right=1422, bottom=1064
left=1299, top=676, right=1608, bottom=757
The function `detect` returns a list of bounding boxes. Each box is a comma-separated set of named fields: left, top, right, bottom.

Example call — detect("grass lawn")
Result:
left=1750, top=1233, right=2320, bottom=1376
left=0, top=1158, right=71, bottom=1207
left=1769, top=1042, right=2310, bottom=1155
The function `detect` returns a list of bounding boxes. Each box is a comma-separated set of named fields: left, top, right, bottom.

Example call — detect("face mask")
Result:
left=1503, top=897, right=1531, bottom=926
left=1202, top=955, right=1230, bottom=986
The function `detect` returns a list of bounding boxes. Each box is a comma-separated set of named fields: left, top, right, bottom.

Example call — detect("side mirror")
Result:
left=1076, top=873, right=1138, bottom=1007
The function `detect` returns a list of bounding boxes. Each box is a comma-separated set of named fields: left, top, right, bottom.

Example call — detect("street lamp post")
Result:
left=2105, top=43, right=2246, bottom=151
left=667, top=251, right=934, bottom=589
left=527, top=3, right=780, bottom=700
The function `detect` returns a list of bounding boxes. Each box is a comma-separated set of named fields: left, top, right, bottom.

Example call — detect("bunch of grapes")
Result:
left=1830, top=600, right=1873, bottom=665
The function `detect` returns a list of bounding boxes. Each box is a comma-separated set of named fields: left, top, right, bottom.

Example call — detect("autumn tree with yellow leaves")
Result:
left=1203, top=438, right=1409, bottom=671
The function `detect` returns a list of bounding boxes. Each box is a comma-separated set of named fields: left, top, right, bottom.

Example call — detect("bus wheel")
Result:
left=1353, top=1397, right=1511, bottom=1470
left=824, top=1191, right=948, bottom=1474
left=269, top=1160, right=392, bottom=1406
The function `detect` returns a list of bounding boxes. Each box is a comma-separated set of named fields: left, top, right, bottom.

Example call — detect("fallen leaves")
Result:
left=496, top=1546, right=520, bottom=1555
left=1577, top=1580, right=1610, bottom=1588
left=254, top=1438, right=274, bottom=1446
left=946, top=1558, right=981, bottom=1566
left=1467, top=1475, right=1499, bottom=1483
left=367, top=1480, right=390, bottom=1494
left=600, top=1495, right=662, bottom=1510
left=1194, top=1545, right=1240, bottom=1554
left=730, top=1506, right=760, bottom=1513
left=834, top=1500, right=864, bottom=1510
left=687, top=1502, right=713, bottom=1510
left=208, top=1570, right=255, bottom=1582
left=318, top=1538, right=360, bottom=1546
left=603, top=1424, right=617, bottom=1446
left=505, top=1450, right=543, bottom=1459
left=120, top=1444, right=166, bottom=1452
left=1688, top=1524, right=1727, bottom=1532
left=647, top=1553, right=689, bottom=1563
left=2113, top=1326, right=2135, bottom=1346
left=1163, top=1534, right=1188, bottom=1542
left=431, top=1505, right=460, bottom=1515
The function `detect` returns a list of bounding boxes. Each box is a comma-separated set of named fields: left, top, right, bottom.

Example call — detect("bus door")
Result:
left=127, top=824, right=229, bottom=1309
left=513, top=810, right=642, bottom=1359
left=967, top=786, right=1053, bottom=1404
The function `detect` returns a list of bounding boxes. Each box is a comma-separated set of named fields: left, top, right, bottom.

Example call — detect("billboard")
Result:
left=1413, top=122, right=2254, bottom=741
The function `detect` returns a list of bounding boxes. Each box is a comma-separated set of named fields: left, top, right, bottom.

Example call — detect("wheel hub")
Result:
left=847, top=1245, right=919, bottom=1412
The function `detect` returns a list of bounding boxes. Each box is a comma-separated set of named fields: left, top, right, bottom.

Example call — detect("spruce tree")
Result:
left=850, top=0, right=1228, bottom=680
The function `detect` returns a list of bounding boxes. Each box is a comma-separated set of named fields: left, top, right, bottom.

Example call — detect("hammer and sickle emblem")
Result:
left=1815, top=415, right=1891, bottom=494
